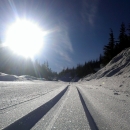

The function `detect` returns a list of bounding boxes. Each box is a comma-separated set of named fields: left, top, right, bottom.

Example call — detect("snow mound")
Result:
left=18, top=75, right=46, bottom=81
left=82, top=47, right=130, bottom=81
left=80, top=47, right=130, bottom=95
left=0, top=73, right=46, bottom=81
left=0, top=73, right=19, bottom=81
left=19, top=75, right=38, bottom=80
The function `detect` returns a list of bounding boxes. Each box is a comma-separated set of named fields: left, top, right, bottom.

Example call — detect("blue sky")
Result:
left=0, top=0, right=130, bottom=72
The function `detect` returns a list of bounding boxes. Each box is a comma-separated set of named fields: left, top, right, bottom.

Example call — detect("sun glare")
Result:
left=5, top=19, right=44, bottom=58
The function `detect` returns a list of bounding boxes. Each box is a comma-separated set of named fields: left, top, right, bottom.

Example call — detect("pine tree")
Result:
left=127, top=23, right=130, bottom=47
left=103, top=29, right=115, bottom=65
left=70, top=67, right=75, bottom=78
left=127, top=23, right=130, bottom=37
left=99, top=54, right=103, bottom=64
left=118, top=22, right=128, bottom=50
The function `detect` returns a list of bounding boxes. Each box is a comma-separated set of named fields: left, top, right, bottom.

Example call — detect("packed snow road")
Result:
left=0, top=81, right=130, bottom=130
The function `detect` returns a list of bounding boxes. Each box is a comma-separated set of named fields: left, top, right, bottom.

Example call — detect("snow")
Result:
left=0, top=73, right=46, bottom=81
left=19, top=75, right=46, bottom=81
left=32, top=86, right=90, bottom=130
left=0, top=48, right=130, bottom=129
left=80, top=47, right=130, bottom=95
left=77, top=85, right=130, bottom=130
left=0, top=72, right=19, bottom=81
left=74, top=47, right=130, bottom=129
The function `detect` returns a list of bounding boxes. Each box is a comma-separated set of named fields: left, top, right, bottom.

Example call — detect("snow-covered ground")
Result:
left=0, top=48, right=130, bottom=130
left=80, top=47, right=130, bottom=95
left=0, top=73, right=46, bottom=81
left=1, top=81, right=129, bottom=130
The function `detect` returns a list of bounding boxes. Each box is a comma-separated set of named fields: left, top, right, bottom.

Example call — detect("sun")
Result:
left=5, top=19, right=44, bottom=58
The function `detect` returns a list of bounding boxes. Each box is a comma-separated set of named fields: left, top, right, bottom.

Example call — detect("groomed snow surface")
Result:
left=0, top=48, right=130, bottom=130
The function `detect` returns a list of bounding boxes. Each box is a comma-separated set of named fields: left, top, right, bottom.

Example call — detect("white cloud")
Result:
left=50, top=22, right=73, bottom=63
left=81, top=0, right=99, bottom=26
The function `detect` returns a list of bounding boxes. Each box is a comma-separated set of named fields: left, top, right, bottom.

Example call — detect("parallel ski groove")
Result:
left=77, top=87, right=99, bottom=130
left=4, top=86, right=69, bottom=130
left=46, top=86, right=70, bottom=130
left=0, top=87, right=62, bottom=112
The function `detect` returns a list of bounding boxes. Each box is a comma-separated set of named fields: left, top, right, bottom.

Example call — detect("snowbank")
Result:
left=19, top=75, right=46, bottom=81
left=81, top=47, right=130, bottom=81
left=80, top=47, right=130, bottom=95
left=0, top=73, right=19, bottom=81
left=0, top=73, right=46, bottom=81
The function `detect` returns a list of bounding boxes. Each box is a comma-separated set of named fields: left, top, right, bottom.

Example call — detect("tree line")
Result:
left=59, top=22, right=130, bottom=79
left=0, top=22, right=129, bottom=80
left=102, top=22, right=130, bottom=65
left=0, top=45, right=57, bottom=80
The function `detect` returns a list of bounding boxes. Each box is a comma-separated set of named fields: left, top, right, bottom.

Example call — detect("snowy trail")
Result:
left=32, top=85, right=91, bottom=130
left=78, top=85, right=130, bottom=130
left=0, top=81, right=66, bottom=111
left=1, top=81, right=130, bottom=130
left=0, top=82, right=68, bottom=129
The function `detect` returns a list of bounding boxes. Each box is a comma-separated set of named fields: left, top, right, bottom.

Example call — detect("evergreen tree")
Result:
left=118, top=22, right=128, bottom=50
left=99, top=54, right=103, bottom=64
left=127, top=23, right=130, bottom=47
left=103, top=29, right=115, bottom=65
left=127, top=23, right=130, bottom=37
left=70, top=67, right=75, bottom=78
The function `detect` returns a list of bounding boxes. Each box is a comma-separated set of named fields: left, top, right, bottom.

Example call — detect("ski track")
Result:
left=0, top=81, right=130, bottom=130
